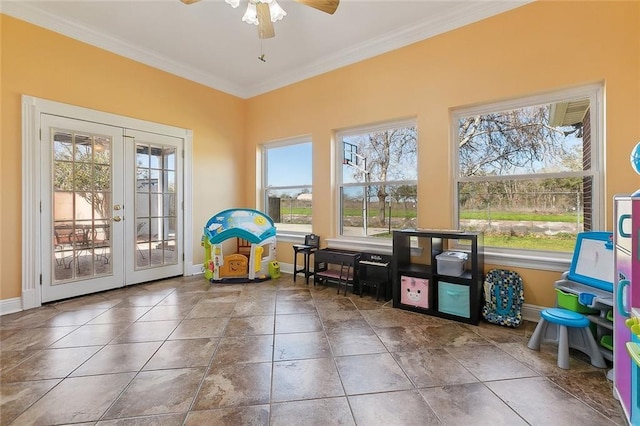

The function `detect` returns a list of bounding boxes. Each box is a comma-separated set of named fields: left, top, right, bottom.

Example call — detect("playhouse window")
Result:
left=263, top=139, right=312, bottom=234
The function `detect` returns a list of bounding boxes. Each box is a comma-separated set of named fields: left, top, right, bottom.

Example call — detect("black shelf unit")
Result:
left=392, top=229, right=484, bottom=325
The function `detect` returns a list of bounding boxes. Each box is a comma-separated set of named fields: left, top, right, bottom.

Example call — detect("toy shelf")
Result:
left=392, top=229, right=484, bottom=325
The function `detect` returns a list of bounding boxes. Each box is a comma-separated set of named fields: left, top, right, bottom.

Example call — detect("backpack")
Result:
left=482, top=269, right=524, bottom=327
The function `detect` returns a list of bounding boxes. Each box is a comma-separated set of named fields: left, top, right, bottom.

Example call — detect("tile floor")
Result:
left=0, top=274, right=626, bottom=425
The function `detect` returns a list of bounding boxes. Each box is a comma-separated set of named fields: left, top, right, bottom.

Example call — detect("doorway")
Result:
left=22, top=96, right=193, bottom=307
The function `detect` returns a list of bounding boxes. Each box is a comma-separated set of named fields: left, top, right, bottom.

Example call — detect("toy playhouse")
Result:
left=202, top=208, right=279, bottom=283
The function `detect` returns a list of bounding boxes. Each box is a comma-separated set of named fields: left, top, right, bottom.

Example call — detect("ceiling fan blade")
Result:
left=180, top=0, right=202, bottom=4
left=257, top=3, right=275, bottom=39
left=294, top=0, right=339, bottom=15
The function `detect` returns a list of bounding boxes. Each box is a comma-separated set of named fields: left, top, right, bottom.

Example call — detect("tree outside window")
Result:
left=338, top=120, right=418, bottom=238
left=454, top=87, right=602, bottom=253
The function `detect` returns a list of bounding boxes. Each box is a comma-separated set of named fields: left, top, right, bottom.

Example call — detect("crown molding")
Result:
left=2, top=1, right=531, bottom=99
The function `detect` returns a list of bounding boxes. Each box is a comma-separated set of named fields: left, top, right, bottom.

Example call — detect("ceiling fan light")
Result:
left=225, top=0, right=240, bottom=8
left=242, top=3, right=259, bottom=25
left=269, top=0, right=287, bottom=22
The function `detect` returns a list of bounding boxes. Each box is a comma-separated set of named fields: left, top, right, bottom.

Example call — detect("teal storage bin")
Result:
left=438, top=281, right=470, bottom=318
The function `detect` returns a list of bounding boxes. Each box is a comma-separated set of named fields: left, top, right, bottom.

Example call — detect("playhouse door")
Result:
left=41, top=115, right=183, bottom=302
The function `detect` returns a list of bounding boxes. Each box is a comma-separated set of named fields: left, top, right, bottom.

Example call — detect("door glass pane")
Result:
left=52, top=129, right=113, bottom=283
left=135, top=142, right=178, bottom=270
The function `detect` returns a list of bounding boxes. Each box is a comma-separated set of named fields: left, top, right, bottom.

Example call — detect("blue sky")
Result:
left=267, top=142, right=312, bottom=187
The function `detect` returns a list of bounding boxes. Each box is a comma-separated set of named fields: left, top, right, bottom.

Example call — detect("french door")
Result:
left=41, top=114, right=183, bottom=302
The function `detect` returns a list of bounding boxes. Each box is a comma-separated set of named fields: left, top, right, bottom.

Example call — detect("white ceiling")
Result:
left=2, top=0, right=530, bottom=98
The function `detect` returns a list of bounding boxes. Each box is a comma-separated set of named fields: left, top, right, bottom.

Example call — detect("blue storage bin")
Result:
left=438, top=281, right=470, bottom=318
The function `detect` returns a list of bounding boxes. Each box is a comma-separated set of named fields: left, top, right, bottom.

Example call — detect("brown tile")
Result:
left=87, top=307, right=152, bottom=324
left=276, top=288, right=313, bottom=302
left=143, top=338, right=219, bottom=370
left=471, top=320, right=537, bottom=344
left=168, top=317, right=228, bottom=339
left=184, top=405, right=269, bottom=426
left=0, top=307, right=59, bottom=329
left=446, top=344, right=538, bottom=381
left=420, top=382, right=528, bottom=425
left=1, top=346, right=101, bottom=382
left=137, top=304, right=195, bottom=321
left=103, top=368, right=205, bottom=419
left=0, top=379, right=60, bottom=426
left=350, top=295, right=393, bottom=311
left=11, top=373, right=135, bottom=425
left=313, top=297, right=357, bottom=313
left=270, top=397, right=354, bottom=426
left=232, top=300, right=276, bottom=317
left=0, top=326, right=77, bottom=351
left=96, top=413, right=187, bottom=425
left=325, top=327, right=387, bottom=356
left=348, top=389, right=439, bottom=425
left=361, top=308, right=444, bottom=328
left=272, top=358, right=344, bottom=402
left=118, top=293, right=170, bottom=307
left=335, top=353, right=413, bottom=395
left=49, top=323, right=124, bottom=347
left=193, top=362, right=271, bottom=409
left=499, top=341, right=601, bottom=375
left=185, top=300, right=237, bottom=319
left=374, top=325, right=441, bottom=352
left=275, top=313, right=323, bottom=334
left=71, top=341, right=162, bottom=376
left=44, top=309, right=109, bottom=326
left=487, top=376, right=615, bottom=425
left=318, top=310, right=369, bottom=331
left=213, top=335, right=273, bottom=364
left=393, top=348, right=478, bottom=387
left=274, top=331, right=331, bottom=361
left=547, top=371, right=626, bottom=424
left=275, top=300, right=317, bottom=315
left=111, top=320, right=180, bottom=343
left=225, top=315, right=275, bottom=336
left=0, top=350, right=38, bottom=373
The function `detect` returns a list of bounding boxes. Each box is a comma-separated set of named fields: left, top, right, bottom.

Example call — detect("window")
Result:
left=337, top=119, right=418, bottom=239
left=453, top=85, right=603, bottom=254
left=263, top=139, right=312, bottom=234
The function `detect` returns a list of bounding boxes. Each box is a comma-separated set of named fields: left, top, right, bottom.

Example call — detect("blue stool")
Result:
left=527, top=308, right=606, bottom=370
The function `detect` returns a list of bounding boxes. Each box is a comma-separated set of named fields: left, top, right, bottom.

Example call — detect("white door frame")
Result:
left=21, top=95, right=194, bottom=310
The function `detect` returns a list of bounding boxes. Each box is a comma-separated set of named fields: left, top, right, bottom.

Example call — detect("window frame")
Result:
left=451, top=84, right=605, bottom=271
left=262, top=136, right=313, bottom=237
left=335, top=118, right=418, bottom=245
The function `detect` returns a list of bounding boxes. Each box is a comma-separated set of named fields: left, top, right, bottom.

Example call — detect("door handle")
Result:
left=114, top=204, right=123, bottom=211
left=113, top=216, right=123, bottom=222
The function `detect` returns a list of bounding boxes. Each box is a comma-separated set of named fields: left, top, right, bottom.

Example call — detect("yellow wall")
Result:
left=244, top=1, right=640, bottom=307
left=1, top=1, right=639, bottom=308
left=0, top=15, right=246, bottom=299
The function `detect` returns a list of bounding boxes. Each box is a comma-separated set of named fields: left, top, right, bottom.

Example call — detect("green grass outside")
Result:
left=460, top=210, right=582, bottom=223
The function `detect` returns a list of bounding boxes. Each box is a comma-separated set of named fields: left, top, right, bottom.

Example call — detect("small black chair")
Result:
left=292, top=234, right=319, bottom=284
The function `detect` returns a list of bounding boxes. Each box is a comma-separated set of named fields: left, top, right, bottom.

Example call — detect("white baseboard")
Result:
left=522, top=303, right=545, bottom=323
left=0, top=297, right=23, bottom=316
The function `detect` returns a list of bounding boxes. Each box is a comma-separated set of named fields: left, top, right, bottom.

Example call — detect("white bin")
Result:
left=435, top=251, right=468, bottom=277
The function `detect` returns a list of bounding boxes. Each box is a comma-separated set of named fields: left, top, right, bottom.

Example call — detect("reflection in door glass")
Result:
left=52, top=130, right=113, bottom=282
left=135, top=143, right=178, bottom=269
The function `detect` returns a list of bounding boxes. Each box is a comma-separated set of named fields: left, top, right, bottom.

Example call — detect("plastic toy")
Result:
left=202, top=208, right=277, bottom=283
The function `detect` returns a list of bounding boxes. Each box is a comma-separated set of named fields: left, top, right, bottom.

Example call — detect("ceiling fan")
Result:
left=180, top=0, right=339, bottom=39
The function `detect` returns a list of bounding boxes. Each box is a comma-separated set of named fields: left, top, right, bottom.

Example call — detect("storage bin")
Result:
left=400, top=275, right=429, bottom=308
left=438, top=281, right=470, bottom=318
left=555, top=289, right=598, bottom=314
left=435, top=251, right=468, bottom=277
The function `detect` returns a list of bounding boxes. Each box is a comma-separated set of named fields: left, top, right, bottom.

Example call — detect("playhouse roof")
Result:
left=204, top=208, right=276, bottom=245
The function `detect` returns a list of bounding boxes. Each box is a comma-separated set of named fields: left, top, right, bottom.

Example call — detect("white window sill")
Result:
left=322, top=237, right=572, bottom=273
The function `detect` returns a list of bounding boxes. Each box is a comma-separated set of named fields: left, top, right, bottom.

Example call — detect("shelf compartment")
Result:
left=438, top=281, right=470, bottom=318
